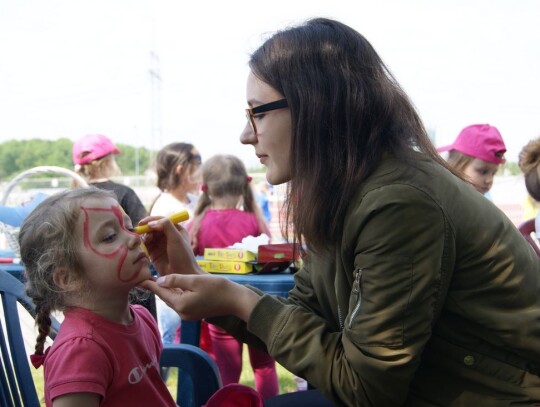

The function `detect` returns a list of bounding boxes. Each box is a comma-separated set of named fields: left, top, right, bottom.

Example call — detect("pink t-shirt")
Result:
left=43, top=305, right=176, bottom=406
left=192, top=209, right=265, bottom=256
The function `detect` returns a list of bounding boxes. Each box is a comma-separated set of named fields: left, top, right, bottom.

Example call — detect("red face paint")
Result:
left=81, top=204, right=143, bottom=283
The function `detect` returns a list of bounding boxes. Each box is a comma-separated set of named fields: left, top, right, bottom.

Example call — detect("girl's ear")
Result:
left=175, top=164, right=184, bottom=175
left=52, top=267, right=76, bottom=291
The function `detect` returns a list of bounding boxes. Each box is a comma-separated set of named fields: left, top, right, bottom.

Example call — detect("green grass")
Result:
left=31, top=345, right=297, bottom=405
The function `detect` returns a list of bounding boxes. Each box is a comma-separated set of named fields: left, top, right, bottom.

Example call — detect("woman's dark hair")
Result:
left=249, top=17, right=455, bottom=252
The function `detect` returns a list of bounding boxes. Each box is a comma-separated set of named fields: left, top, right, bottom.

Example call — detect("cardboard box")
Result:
left=197, top=259, right=253, bottom=274
left=203, top=248, right=257, bottom=262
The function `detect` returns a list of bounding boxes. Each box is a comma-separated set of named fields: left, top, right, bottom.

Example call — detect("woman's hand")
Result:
left=137, top=215, right=204, bottom=277
left=139, top=274, right=260, bottom=322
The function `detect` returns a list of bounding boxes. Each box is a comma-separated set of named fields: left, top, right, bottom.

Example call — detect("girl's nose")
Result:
left=128, top=232, right=141, bottom=249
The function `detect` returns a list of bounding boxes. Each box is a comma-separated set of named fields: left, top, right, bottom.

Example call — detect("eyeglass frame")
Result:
left=245, top=98, right=289, bottom=134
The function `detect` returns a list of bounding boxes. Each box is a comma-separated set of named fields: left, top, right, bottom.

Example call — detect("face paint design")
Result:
left=80, top=204, right=146, bottom=284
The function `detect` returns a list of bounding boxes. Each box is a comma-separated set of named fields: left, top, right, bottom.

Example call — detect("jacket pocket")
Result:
left=345, top=253, right=413, bottom=347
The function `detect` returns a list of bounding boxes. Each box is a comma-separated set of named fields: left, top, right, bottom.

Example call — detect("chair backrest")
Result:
left=0, top=268, right=41, bottom=406
left=518, top=218, right=540, bottom=257
left=160, top=343, right=222, bottom=407
left=0, top=267, right=221, bottom=406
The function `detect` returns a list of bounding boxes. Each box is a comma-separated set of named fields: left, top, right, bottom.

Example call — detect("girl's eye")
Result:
left=102, top=233, right=117, bottom=243
left=253, top=113, right=265, bottom=120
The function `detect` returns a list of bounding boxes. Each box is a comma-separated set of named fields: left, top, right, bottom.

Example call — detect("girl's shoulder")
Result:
left=151, top=192, right=188, bottom=216
left=204, top=208, right=256, bottom=219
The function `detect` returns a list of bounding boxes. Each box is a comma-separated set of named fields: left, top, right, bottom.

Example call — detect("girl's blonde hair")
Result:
left=19, top=187, right=115, bottom=358
left=75, top=154, right=121, bottom=180
left=446, top=150, right=476, bottom=173
left=189, top=155, right=268, bottom=248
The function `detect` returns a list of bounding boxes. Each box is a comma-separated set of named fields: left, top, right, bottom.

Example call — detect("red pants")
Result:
left=208, top=323, right=279, bottom=400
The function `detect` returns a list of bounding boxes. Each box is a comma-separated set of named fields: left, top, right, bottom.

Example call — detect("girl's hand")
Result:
left=139, top=274, right=260, bottom=322
left=137, top=216, right=204, bottom=277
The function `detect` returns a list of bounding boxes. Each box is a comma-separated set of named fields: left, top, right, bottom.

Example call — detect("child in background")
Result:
left=188, top=154, right=279, bottom=400
left=437, top=124, right=506, bottom=196
left=150, top=142, right=202, bottom=352
left=20, top=188, right=176, bottom=407
left=73, top=134, right=148, bottom=225
left=519, top=136, right=540, bottom=234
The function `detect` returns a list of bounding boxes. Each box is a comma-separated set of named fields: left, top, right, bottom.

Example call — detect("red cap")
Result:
left=437, top=124, right=506, bottom=164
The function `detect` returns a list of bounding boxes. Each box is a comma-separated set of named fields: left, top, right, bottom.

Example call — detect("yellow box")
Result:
left=197, top=259, right=253, bottom=274
left=203, top=248, right=256, bottom=262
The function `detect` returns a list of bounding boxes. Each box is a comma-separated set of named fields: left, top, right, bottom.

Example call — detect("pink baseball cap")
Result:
left=437, top=124, right=506, bottom=164
left=72, top=134, right=120, bottom=165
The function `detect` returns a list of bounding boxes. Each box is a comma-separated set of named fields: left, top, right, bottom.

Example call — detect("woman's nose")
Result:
left=240, top=122, right=256, bottom=145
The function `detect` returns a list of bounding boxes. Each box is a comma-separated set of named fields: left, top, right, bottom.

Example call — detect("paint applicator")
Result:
left=134, top=210, right=190, bottom=234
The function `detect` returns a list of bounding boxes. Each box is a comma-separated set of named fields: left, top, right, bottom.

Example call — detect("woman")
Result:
left=140, top=18, right=540, bottom=406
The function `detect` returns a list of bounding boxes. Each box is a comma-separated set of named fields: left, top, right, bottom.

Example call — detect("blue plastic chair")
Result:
left=0, top=265, right=44, bottom=406
left=162, top=343, right=222, bottom=407
left=0, top=268, right=221, bottom=407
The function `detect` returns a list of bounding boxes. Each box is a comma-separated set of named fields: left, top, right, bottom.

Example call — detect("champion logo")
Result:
left=128, top=356, right=158, bottom=384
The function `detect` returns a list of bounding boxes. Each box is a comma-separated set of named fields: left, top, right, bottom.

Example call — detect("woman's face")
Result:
left=463, top=158, right=500, bottom=194
left=240, top=72, right=292, bottom=185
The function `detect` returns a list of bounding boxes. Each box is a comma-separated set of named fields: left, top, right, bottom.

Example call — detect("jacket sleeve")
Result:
left=246, top=184, right=452, bottom=406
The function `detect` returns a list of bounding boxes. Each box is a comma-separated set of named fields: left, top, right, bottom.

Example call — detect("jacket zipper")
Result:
left=338, top=305, right=344, bottom=330
left=348, top=268, right=363, bottom=329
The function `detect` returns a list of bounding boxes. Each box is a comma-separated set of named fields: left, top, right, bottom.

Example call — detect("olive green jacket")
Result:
left=212, top=155, right=540, bottom=406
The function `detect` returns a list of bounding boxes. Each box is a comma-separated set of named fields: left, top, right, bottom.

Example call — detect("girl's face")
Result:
left=240, top=72, right=292, bottom=185
left=75, top=197, right=151, bottom=292
left=463, top=158, right=500, bottom=194
left=185, top=148, right=202, bottom=194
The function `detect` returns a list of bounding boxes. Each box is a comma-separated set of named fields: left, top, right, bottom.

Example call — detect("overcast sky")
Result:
left=1, top=0, right=539, bottom=169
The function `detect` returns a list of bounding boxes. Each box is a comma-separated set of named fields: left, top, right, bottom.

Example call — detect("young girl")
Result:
left=188, top=154, right=279, bottom=400
left=150, top=142, right=202, bottom=349
left=20, top=188, right=176, bottom=407
left=437, top=124, right=506, bottom=196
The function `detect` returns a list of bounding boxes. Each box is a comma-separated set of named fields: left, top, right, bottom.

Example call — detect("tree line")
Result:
left=0, top=139, right=154, bottom=181
left=0, top=138, right=520, bottom=182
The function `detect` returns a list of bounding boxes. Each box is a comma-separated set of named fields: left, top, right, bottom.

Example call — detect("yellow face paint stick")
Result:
left=134, top=210, right=190, bottom=234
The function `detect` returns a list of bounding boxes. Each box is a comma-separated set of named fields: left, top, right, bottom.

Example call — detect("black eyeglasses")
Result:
left=245, top=98, right=288, bottom=134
